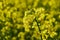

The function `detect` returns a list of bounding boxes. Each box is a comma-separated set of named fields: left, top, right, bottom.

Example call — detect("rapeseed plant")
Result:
left=0, top=0, right=60, bottom=40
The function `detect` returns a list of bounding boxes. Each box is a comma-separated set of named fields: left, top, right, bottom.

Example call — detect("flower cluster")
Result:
left=0, top=0, right=60, bottom=40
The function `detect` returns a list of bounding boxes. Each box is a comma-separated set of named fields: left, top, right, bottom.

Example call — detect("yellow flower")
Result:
left=12, top=37, right=16, bottom=40
left=5, top=36, right=10, bottom=40
left=50, top=32, right=57, bottom=38
left=18, top=32, right=24, bottom=37
left=12, top=12, right=17, bottom=18
left=36, top=7, right=45, bottom=13
left=59, top=15, right=60, bottom=18
left=33, top=0, right=39, bottom=8
left=0, top=2, right=2, bottom=9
